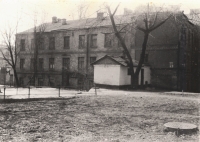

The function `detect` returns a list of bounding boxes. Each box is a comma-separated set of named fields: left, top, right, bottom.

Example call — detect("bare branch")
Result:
left=150, top=12, right=158, bottom=28
left=113, top=3, right=120, bottom=16
left=137, top=26, right=146, bottom=32
left=118, top=24, right=130, bottom=33
left=149, top=14, right=172, bottom=32
left=0, top=49, right=12, bottom=67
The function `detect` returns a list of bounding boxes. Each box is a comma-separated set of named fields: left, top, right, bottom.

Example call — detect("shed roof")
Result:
left=91, top=55, right=139, bottom=67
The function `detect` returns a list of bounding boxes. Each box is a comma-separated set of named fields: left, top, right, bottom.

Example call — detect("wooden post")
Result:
left=94, top=83, right=97, bottom=96
left=28, top=87, right=30, bottom=98
left=3, top=88, right=6, bottom=100
left=58, top=86, right=60, bottom=97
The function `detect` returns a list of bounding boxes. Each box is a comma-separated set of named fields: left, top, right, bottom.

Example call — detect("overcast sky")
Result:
left=0, top=0, right=200, bottom=43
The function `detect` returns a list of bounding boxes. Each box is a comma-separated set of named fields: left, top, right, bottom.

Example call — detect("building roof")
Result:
left=18, top=15, right=133, bottom=34
left=17, top=11, right=195, bottom=35
left=91, top=55, right=139, bottom=67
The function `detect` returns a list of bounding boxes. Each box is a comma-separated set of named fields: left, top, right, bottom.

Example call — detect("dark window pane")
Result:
left=20, top=59, right=25, bottom=69
left=90, top=57, right=96, bottom=64
left=118, top=32, right=125, bottom=47
left=49, top=37, right=55, bottom=50
left=79, top=35, right=85, bottom=49
left=39, top=38, right=44, bottom=50
left=91, top=34, right=97, bottom=48
left=38, top=58, right=44, bottom=70
left=38, top=78, right=44, bottom=86
left=64, top=36, right=70, bottom=49
left=78, top=57, right=84, bottom=70
left=62, top=58, right=70, bottom=70
left=19, top=77, right=24, bottom=86
left=49, top=58, right=54, bottom=70
left=30, top=58, right=34, bottom=70
left=104, top=33, right=113, bottom=47
left=20, top=39, right=25, bottom=51
left=31, top=39, right=34, bottom=50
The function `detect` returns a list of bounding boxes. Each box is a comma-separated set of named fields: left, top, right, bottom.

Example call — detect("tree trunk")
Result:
left=135, top=32, right=149, bottom=77
left=13, top=66, right=19, bottom=87
left=33, top=30, right=38, bottom=86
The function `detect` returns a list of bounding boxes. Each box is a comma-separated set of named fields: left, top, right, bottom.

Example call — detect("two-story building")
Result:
left=16, top=13, right=135, bottom=89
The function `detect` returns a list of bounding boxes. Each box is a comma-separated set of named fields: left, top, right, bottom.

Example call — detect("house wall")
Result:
left=16, top=24, right=135, bottom=88
left=134, top=14, right=199, bottom=92
left=94, top=65, right=120, bottom=86
left=137, top=66, right=151, bottom=85
left=119, top=66, right=131, bottom=85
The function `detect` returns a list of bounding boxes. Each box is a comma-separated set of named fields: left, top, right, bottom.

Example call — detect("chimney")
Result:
left=62, top=19, right=67, bottom=25
left=52, top=16, right=57, bottom=23
left=57, top=18, right=61, bottom=22
left=97, top=12, right=104, bottom=21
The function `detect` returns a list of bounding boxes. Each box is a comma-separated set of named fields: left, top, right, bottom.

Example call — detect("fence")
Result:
left=0, top=84, right=97, bottom=100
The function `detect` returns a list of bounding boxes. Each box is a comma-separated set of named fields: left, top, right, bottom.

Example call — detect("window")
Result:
left=38, top=38, right=44, bottom=50
left=62, top=58, right=70, bottom=70
left=38, top=78, right=44, bottom=86
left=104, top=33, right=113, bottom=47
left=169, top=62, right=174, bottom=68
left=49, top=58, right=54, bottom=70
left=20, top=59, right=25, bottom=70
left=78, top=57, right=84, bottom=70
left=90, top=34, right=97, bottom=48
left=118, top=32, right=125, bottom=47
left=31, top=39, right=34, bottom=50
left=38, top=58, right=44, bottom=70
left=79, top=35, right=85, bottom=49
left=29, top=77, right=35, bottom=86
left=19, top=77, right=24, bottom=86
left=90, top=57, right=96, bottom=64
left=48, top=76, right=55, bottom=86
left=30, top=58, right=34, bottom=70
left=49, top=37, right=55, bottom=50
left=64, top=36, right=70, bottom=49
left=20, top=39, right=25, bottom=51
left=144, top=54, right=148, bottom=63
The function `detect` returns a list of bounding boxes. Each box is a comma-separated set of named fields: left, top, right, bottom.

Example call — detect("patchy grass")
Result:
left=0, top=94, right=199, bottom=142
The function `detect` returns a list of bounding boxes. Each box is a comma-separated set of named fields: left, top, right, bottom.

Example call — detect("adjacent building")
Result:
left=0, top=45, right=14, bottom=86
left=135, top=12, right=199, bottom=92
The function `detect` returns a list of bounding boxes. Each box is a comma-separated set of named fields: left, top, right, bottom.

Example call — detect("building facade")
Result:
left=16, top=11, right=200, bottom=92
left=134, top=13, right=199, bottom=92
left=0, top=45, right=14, bottom=86
left=16, top=13, right=135, bottom=89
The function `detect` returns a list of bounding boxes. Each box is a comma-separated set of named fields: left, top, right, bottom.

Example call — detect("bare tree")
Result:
left=31, top=23, right=47, bottom=86
left=106, top=3, right=172, bottom=88
left=77, top=0, right=90, bottom=19
left=0, top=24, right=20, bottom=86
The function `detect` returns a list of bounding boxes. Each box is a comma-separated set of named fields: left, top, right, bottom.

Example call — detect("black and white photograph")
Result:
left=0, top=0, right=199, bottom=141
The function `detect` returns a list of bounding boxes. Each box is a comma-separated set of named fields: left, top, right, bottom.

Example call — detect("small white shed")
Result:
left=92, top=55, right=151, bottom=89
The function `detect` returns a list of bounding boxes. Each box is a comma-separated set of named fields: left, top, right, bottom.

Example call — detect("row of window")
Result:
left=20, top=57, right=97, bottom=70
left=20, top=33, right=125, bottom=51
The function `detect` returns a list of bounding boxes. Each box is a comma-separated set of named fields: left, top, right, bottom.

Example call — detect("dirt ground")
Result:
left=0, top=93, right=199, bottom=142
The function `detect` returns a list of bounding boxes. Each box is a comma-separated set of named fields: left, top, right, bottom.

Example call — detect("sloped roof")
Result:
left=91, top=55, right=139, bottom=67
left=18, top=15, right=133, bottom=34
left=18, top=11, right=195, bottom=35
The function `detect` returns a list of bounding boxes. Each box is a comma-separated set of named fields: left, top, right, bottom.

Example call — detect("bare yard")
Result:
left=0, top=93, right=199, bottom=142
